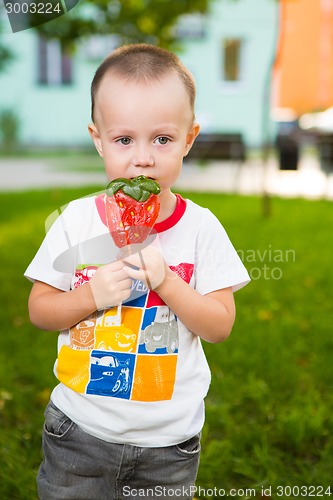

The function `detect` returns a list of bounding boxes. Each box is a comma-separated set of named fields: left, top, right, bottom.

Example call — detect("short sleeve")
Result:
left=24, top=197, right=119, bottom=291
left=194, top=209, right=250, bottom=295
left=24, top=207, right=74, bottom=291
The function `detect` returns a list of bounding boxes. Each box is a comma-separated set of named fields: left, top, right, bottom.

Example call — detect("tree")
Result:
left=0, top=5, right=14, bottom=72
left=0, top=43, right=13, bottom=72
left=36, top=0, right=210, bottom=49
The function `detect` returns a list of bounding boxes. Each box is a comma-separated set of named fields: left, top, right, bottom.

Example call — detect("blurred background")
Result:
left=0, top=1, right=333, bottom=499
left=1, top=0, right=333, bottom=197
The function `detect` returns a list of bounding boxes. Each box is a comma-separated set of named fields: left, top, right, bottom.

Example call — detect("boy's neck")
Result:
left=157, top=190, right=177, bottom=223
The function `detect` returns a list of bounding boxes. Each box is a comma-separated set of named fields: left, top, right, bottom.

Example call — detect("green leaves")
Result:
left=106, top=175, right=160, bottom=201
left=35, top=0, right=210, bottom=49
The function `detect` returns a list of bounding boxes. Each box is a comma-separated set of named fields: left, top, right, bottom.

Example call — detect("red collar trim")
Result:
left=95, top=193, right=186, bottom=233
left=154, top=194, right=186, bottom=233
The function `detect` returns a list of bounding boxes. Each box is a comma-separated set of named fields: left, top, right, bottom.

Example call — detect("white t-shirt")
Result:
left=25, top=193, right=250, bottom=447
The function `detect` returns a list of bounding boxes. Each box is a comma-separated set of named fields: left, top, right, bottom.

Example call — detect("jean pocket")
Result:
left=175, top=433, right=201, bottom=457
left=44, top=401, right=75, bottom=439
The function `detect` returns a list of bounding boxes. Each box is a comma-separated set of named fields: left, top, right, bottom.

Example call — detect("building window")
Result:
left=175, top=14, right=207, bottom=39
left=222, top=38, right=244, bottom=83
left=37, top=36, right=72, bottom=85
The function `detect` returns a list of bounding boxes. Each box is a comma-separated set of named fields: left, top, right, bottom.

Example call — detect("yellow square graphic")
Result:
left=131, top=355, right=177, bottom=402
left=56, top=345, right=90, bottom=393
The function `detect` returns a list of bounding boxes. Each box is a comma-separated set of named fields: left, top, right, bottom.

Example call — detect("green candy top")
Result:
left=106, top=175, right=161, bottom=202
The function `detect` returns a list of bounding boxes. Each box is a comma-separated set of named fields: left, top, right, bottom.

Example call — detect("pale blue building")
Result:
left=0, top=0, right=278, bottom=149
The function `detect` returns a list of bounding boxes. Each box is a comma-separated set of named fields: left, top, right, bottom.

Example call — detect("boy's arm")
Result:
left=124, top=247, right=235, bottom=343
left=28, top=260, right=132, bottom=331
left=28, top=280, right=97, bottom=331
left=157, top=271, right=235, bottom=343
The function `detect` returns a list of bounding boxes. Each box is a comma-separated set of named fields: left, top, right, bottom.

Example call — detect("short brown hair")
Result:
left=91, top=43, right=196, bottom=122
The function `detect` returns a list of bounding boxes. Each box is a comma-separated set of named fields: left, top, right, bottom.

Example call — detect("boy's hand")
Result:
left=89, top=260, right=132, bottom=309
left=122, top=245, right=167, bottom=291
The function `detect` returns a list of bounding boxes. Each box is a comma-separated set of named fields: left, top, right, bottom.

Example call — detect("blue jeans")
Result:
left=37, top=401, right=200, bottom=499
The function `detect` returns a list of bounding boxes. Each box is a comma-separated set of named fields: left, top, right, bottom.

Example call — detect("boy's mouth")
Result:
left=130, top=176, right=156, bottom=181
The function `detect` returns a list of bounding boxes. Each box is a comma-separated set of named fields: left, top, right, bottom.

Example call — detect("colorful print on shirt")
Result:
left=56, top=262, right=194, bottom=402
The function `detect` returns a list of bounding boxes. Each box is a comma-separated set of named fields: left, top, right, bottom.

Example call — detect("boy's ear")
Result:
left=88, top=123, right=104, bottom=157
left=184, top=122, right=200, bottom=157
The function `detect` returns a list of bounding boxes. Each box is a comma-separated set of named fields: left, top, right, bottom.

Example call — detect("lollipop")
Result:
left=105, top=175, right=161, bottom=291
left=105, top=175, right=161, bottom=248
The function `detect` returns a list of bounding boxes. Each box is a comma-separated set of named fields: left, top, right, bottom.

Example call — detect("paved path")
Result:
left=0, top=155, right=332, bottom=199
left=0, top=158, right=108, bottom=191
left=178, top=156, right=333, bottom=199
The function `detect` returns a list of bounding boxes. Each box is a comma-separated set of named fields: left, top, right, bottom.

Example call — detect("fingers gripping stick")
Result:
left=123, top=245, right=166, bottom=292
left=89, top=260, right=132, bottom=310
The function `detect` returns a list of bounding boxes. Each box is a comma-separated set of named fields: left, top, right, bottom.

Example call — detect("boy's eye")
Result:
left=117, top=137, right=132, bottom=145
left=156, top=137, right=170, bottom=145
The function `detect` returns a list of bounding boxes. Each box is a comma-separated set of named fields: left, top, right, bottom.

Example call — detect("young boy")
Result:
left=25, top=44, right=250, bottom=499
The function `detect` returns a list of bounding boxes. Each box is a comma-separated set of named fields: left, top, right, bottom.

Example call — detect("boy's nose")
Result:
left=132, top=146, right=154, bottom=168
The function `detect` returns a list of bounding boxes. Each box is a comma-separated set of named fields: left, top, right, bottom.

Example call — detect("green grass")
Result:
left=0, top=188, right=332, bottom=499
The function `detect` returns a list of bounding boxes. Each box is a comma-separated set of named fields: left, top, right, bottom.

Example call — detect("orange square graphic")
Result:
left=94, top=306, right=142, bottom=353
left=131, top=355, right=177, bottom=402
left=122, top=306, right=143, bottom=331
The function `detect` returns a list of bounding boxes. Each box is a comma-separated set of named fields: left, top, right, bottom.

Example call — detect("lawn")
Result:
left=0, top=187, right=332, bottom=499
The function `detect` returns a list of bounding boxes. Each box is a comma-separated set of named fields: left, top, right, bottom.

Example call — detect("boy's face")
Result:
left=89, top=71, right=199, bottom=194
